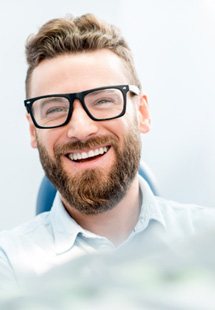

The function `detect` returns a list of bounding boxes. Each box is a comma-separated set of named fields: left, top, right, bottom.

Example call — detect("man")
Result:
left=0, top=13, right=214, bottom=284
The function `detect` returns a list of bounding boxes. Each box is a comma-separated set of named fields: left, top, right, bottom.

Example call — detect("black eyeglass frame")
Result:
left=24, top=84, right=140, bottom=129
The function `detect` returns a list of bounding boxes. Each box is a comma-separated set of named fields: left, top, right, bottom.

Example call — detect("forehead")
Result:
left=29, top=49, right=131, bottom=98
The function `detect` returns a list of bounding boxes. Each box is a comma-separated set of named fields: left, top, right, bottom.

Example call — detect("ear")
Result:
left=26, top=114, right=38, bottom=148
left=137, top=94, right=151, bottom=133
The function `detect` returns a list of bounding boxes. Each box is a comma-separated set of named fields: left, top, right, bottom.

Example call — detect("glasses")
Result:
left=24, top=84, right=140, bottom=129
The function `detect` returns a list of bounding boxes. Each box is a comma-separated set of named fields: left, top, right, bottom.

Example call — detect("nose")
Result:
left=66, top=99, right=99, bottom=141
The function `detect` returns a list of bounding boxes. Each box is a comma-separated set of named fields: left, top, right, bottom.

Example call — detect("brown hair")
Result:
left=25, top=13, right=141, bottom=97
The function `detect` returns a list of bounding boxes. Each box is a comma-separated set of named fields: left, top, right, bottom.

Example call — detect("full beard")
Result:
left=36, top=126, right=141, bottom=215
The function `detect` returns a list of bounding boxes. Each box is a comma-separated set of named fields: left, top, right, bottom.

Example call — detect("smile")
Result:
left=68, top=146, right=109, bottom=161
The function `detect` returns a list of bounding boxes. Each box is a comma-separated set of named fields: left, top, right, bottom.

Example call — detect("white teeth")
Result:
left=82, top=152, right=88, bottom=159
left=69, top=146, right=108, bottom=161
left=88, top=150, right=94, bottom=157
left=77, top=153, right=82, bottom=160
left=94, top=149, right=99, bottom=156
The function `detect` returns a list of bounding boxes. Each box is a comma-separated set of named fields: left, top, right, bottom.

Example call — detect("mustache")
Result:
left=54, top=135, right=118, bottom=156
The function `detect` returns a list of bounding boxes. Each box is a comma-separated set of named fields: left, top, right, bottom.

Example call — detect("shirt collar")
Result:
left=49, top=175, right=166, bottom=254
left=49, top=194, right=82, bottom=254
left=133, top=176, right=166, bottom=233
left=50, top=194, right=108, bottom=254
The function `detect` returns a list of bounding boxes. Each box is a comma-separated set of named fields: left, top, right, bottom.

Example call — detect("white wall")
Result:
left=0, top=0, right=214, bottom=229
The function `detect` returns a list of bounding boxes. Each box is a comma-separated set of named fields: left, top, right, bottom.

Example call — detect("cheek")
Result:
left=125, top=100, right=139, bottom=123
left=36, top=131, right=57, bottom=157
left=105, top=118, right=128, bottom=135
left=104, top=118, right=133, bottom=147
left=122, top=110, right=139, bottom=132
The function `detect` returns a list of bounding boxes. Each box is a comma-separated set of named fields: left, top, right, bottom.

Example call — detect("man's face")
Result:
left=27, top=49, right=150, bottom=214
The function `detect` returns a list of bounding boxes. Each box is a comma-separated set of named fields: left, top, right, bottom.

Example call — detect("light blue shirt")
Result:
left=0, top=176, right=214, bottom=284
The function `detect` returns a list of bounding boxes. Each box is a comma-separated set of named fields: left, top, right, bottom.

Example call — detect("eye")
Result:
left=94, top=97, right=114, bottom=106
left=34, top=97, right=70, bottom=119
left=45, top=106, right=68, bottom=115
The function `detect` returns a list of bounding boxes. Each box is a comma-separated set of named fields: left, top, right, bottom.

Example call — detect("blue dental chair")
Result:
left=36, top=161, right=159, bottom=215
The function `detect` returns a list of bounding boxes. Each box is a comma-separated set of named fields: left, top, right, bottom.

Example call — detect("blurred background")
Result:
left=0, top=0, right=214, bottom=229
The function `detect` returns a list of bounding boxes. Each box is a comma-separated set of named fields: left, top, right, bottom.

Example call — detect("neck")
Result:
left=62, top=176, right=141, bottom=246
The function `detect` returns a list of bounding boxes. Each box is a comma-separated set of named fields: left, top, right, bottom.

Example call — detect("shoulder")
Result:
left=156, top=196, right=204, bottom=213
left=0, top=212, right=55, bottom=281
left=155, top=196, right=215, bottom=235
left=156, top=196, right=213, bottom=217
left=0, top=212, right=52, bottom=247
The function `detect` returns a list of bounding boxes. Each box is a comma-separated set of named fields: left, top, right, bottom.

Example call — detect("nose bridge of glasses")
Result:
left=67, top=92, right=91, bottom=121
left=67, top=92, right=85, bottom=109
left=65, top=92, right=99, bottom=138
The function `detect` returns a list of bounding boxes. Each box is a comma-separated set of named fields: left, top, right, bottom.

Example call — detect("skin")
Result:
left=27, top=49, right=150, bottom=245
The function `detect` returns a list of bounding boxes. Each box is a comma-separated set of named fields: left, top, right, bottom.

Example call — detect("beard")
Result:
left=36, top=124, right=141, bottom=215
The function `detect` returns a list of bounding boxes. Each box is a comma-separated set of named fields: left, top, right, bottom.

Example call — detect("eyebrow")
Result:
left=39, top=97, right=68, bottom=106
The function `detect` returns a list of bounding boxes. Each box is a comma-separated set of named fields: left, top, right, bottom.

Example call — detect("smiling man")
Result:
left=28, top=51, right=145, bottom=228
left=0, top=13, right=214, bottom=284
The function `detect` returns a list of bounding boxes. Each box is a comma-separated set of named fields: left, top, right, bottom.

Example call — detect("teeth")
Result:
left=69, top=146, right=108, bottom=161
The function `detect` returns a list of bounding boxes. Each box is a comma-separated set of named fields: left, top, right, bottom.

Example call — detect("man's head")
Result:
left=25, top=14, right=150, bottom=215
